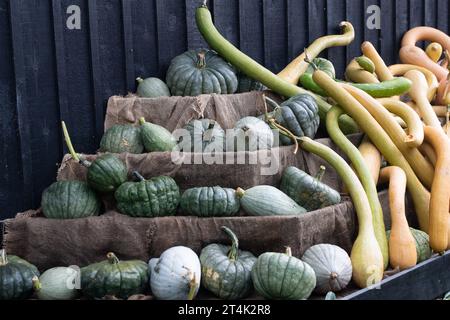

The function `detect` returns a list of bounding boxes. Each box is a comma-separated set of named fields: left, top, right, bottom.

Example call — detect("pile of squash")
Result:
left=1, top=1, right=449, bottom=300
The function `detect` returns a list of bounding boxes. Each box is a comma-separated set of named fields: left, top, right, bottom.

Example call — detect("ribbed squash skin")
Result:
left=115, top=176, right=180, bottom=217
left=200, top=241, right=256, bottom=299
left=231, top=117, right=274, bottom=151
left=87, top=154, right=127, bottom=193
left=237, top=74, right=266, bottom=93
left=0, top=255, right=40, bottom=300
left=136, top=77, right=171, bottom=98
left=41, top=181, right=101, bottom=219
left=387, top=228, right=432, bottom=263
left=140, top=120, right=178, bottom=152
left=237, top=186, right=306, bottom=216
left=302, top=244, right=352, bottom=294
left=305, top=58, right=336, bottom=78
left=100, top=125, right=144, bottom=154
left=251, top=251, right=316, bottom=300
left=34, top=267, right=79, bottom=300
left=183, top=119, right=225, bottom=152
left=280, top=167, right=341, bottom=211
left=180, top=187, right=240, bottom=217
left=274, top=94, right=320, bottom=145
left=81, top=254, right=149, bottom=299
left=166, top=49, right=238, bottom=96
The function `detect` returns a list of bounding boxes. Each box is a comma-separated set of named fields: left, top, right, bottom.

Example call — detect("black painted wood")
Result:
left=344, top=252, right=450, bottom=300
left=1, top=0, right=449, bottom=218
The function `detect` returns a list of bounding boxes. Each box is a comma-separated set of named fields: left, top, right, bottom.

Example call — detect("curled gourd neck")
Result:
left=133, top=171, right=146, bottom=182
left=61, top=121, right=91, bottom=167
left=196, top=52, right=207, bottom=69
left=0, top=250, right=7, bottom=266
left=106, top=252, right=120, bottom=264
left=221, top=226, right=239, bottom=261
left=32, top=276, right=42, bottom=291
left=315, top=166, right=326, bottom=182
left=285, top=247, right=292, bottom=257
left=236, top=187, right=245, bottom=198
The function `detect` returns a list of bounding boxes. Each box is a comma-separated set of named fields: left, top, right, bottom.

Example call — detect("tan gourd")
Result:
left=389, top=64, right=438, bottom=102
left=423, top=126, right=450, bottom=252
left=379, top=167, right=417, bottom=270
left=405, top=70, right=445, bottom=133
left=358, top=136, right=382, bottom=184
left=377, top=98, right=424, bottom=148
left=345, top=59, right=380, bottom=84
left=361, top=42, right=394, bottom=81
left=426, top=42, right=443, bottom=63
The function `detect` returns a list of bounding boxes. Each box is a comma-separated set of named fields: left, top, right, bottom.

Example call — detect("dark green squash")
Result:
left=265, top=94, right=320, bottom=145
left=237, top=73, right=266, bottom=93
left=387, top=228, right=432, bottom=263
left=136, top=77, right=171, bottom=98
left=62, top=121, right=127, bottom=193
left=180, top=187, right=240, bottom=217
left=182, top=119, right=225, bottom=152
left=41, top=181, right=101, bottom=219
left=251, top=247, right=316, bottom=300
left=139, top=117, right=178, bottom=152
left=200, top=227, right=257, bottom=300
left=166, top=49, right=238, bottom=96
left=115, top=172, right=180, bottom=217
left=0, top=250, right=40, bottom=300
left=100, top=124, right=144, bottom=154
left=81, top=252, right=149, bottom=299
left=280, top=166, right=341, bottom=211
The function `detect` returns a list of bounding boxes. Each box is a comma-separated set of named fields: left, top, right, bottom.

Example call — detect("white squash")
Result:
left=231, top=116, right=274, bottom=151
left=149, top=246, right=201, bottom=300
left=33, top=267, right=79, bottom=300
left=302, top=244, right=352, bottom=294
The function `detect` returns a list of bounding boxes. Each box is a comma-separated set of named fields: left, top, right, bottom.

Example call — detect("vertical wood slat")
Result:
left=185, top=0, right=208, bottom=49
left=395, top=0, right=409, bottom=56
left=286, top=0, right=308, bottom=62
left=424, top=0, right=437, bottom=29
left=437, top=0, right=449, bottom=35
left=51, top=0, right=70, bottom=155
left=122, top=0, right=136, bottom=92
left=238, top=0, right=264, bottom=64
left=308, top=0, right=327, bottom=59
left=364, top=0, right=381, bottom=51
left=346, top=0, right=364, bottom=63
left=263, top=0, right=288, bottom=73
left=9, top=0, right=34, bottom=210
left=379, top=0, right=396, bottom=65
left=88, top=0, right=104, bottom=144
left=213, top=0, right=240, bottom=47
left=327, top=0, right=347, bottom=78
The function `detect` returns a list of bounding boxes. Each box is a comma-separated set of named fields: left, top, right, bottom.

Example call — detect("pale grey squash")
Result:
left=33, top=267, right=79, bottom=300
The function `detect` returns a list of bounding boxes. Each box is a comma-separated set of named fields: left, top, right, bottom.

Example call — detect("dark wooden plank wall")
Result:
left=0, top=0, right=449, bottom=219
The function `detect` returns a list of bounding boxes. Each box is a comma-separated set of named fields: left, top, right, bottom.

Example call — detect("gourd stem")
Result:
left=139, top=117, right=146, bottom=125
left=106, top=252, right=120, bottom=264
left=268, top=118, right=299, bottom=154
left=61, top=121, right=81, bottom=163
left=133, top=171, right=146, bottom=182
left=221, top=226, right=239, bottom=261
left=0, top=249, right=7, bottom=266
left=32, top=276, right=41, bottom=291
left=187, top=273, right=197, bottom=301
left=196, top=51, right=206, bottom=69
left=236, top=187, right=245, bottom=198
left=136, top=77, right=144, bottom=83
left=315, top=166, right=326, bottom=182
left=285, top=247, right=292, bottom=257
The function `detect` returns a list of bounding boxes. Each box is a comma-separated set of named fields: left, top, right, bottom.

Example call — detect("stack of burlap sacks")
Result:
left=1, top=92, right=417, bottom=272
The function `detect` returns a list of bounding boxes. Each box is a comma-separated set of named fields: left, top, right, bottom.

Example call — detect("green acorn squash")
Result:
left=115, top=172, right=180, bottom=217
left=166, top=49, right=238, bottom=96
left=100, top=124, right=144, bottom=154
left=182, top=119, right=225, bottom=152
left=136, top=77, right=171, bottom=98
left=304, top=57, right=336, bottom=78
left=251, top=247, right=316, bottom=300
left=230, top=116, right=274, bottom=151
left=200, top=226, right=257, bottom=300
left=0, top=250, right=40, bottom=300
left=236, top=186, right=306, bottom=216
left=33, top=267, right=79, bottom=300
left=280, top=166, right=341, bottom=211
left=265, top=94, right=320, bottom=145
left=62, top=121, right=127, bottom=193
left=180, top=186, right=240, bottom=217
left=387, top=228, right=432, bottom=263
left=41, top=181, right=101, bottom=219
left=81, top=252, right=149, bottom=299
left=237, top=73, right=266, bottom=93
left=139, top=117, right=178, bottom=152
